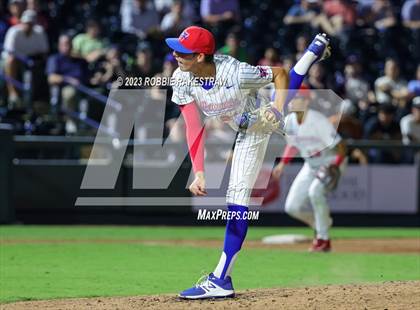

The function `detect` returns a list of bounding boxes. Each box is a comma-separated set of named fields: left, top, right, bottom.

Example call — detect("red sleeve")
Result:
left=179, top=103, right=205, bottom=173
left=281, top=144, right=299, bottom=164
left=333, top=154, right=345, bottom=166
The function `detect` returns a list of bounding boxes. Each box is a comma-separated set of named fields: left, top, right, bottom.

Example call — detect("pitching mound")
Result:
left=3, top=281, right=419, bottom=310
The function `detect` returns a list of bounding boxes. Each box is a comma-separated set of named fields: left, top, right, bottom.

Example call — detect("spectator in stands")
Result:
left=330, top=106, right=367, bottom=164
left=283, top=0, right=319, bottom=28
left=281, top=55, right=295, bottom=73
left=26, top=0, right=49, bottom=30
left=87, top=46, right=125, bottom=125
left=153, top=0, right=197, bottom=21
left=355, top=0, right=374, bottom=24
left=297, top=0, right=355, bottom=39
left=90, top=46, right=125, bottom=90
left=307, top=63, right=337, bottom=111
left=0, top=3, right=9, bottom=44
left=342, top=56, right=377, bottom=123
left=7, top=0, right=25, bottom=26
left=200, top=0, right=239, bottom=25
left=400, top=96, right=420, bottom=144
left=400, top=96, right=420, bottom=162
left=364, top=0, right=397, bottom=58
left=218, top=31, right=248, bottom=62
left=331, top=103, right=364, bottom=139
left=179, top=0, right=198, bottom=23
left=150, top=53, right=181, bottom=140
left=307, top=63, right=328, bottom=89
left=128, top=43, right=158, bottom=80
left=120, top=0, right=160, bottom=40
left=135, top=52, right=175, bottom=141
left=396, top=64, right=420, bottom=105
left=282, top=0, right=319, bottom=52
left=402, top=0, right=420, bottom=61
left=160, top=0, right=192, bottom=36
left=295, top=34, right=309, bottom=60
left=364, top=104, right=402, bottom=163
left=357, top=97, right=378, bottom=125
left=46, top=34, right=88, bottom=132
left=402, top=0, right=420, bottom=30
left=344, top=58, right=370, bottom=106
left=309, top=0, right=356, bottom=52
left=322, top=0, right=357, bottom=29
left=369, top=0, right=396, bottom=31
left=3, top=9, right=49, bottom=106
left=406, top=64, right=420, bottom=99
left=200, top=0, right=239, bottom=43
left=150, top=53, right=177, bottom=98
left=72, top=20, right=107, bottom=63
left=258, top=47, right=282, bottom=67
left=154, top=0, right=173, bottom=15
left=375, top=59, right=409, bottom=118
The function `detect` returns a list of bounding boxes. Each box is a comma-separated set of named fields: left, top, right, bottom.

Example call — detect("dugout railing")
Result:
left=0, top=45, right=122, bottom=137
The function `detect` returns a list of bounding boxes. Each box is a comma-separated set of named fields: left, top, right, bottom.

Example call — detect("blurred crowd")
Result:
left=0, top=0, right=420, bottom=164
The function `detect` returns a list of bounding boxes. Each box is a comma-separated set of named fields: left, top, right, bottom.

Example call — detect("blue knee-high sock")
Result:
left=284, top=68, right=305, bottom=109
left=213, top=204, right=248, bottom=279
left=275, top=50, right=318, bottom=114
left=272, top=68, right=307, bottom=115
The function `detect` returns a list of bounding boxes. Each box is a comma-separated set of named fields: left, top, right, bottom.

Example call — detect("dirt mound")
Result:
left=3, top=281, right=419, bottom=310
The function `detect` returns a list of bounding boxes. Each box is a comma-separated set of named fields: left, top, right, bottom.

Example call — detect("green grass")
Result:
left=1, top=225, right=419, bottom=241
left=0, top=226, right=419, bottom=303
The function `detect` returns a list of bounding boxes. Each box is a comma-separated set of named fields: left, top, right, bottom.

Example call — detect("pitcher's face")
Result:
left=173, top=51, right=199, bottom=72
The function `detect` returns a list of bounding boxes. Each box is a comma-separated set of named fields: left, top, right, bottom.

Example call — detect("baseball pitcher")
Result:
left=165, top=26, right=330, bottom=299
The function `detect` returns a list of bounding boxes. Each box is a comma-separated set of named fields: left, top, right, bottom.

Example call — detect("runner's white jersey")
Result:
left=171, top=54, right=273, bottom=129
left=284, top=109, right=341, bottom=168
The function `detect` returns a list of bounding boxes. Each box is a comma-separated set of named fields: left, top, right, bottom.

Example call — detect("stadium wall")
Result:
left=1, top=133, right=420, bottom=226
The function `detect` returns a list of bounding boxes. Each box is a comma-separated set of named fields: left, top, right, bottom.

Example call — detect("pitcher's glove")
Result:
left=235, top=105, right=284, bottom=134
left=316, top=165, right=340, bottom=191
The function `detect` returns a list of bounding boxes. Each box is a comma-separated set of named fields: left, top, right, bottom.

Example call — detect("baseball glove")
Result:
left=316, top=165, right=341, bottom=191
left=235, top=105, right=284, bottom=134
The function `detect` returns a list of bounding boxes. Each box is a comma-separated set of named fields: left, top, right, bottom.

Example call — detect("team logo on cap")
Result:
left=179, top=30, right=189, bottom=42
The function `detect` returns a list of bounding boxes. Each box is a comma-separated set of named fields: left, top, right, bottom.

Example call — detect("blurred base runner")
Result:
left=272, top=93, right=347, bottom=252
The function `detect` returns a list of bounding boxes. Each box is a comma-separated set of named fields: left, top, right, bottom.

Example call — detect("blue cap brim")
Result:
left=165, top=38, right=194, bottom=54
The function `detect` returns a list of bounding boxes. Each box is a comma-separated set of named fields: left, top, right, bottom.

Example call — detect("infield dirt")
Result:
left=2, top=237, right=419, bottom=309
left=3, top=281, right=419, bottom=310
left=2, top=237, right=419, bottom=253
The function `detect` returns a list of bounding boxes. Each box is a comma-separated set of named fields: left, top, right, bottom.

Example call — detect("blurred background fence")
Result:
left=1, top=130, right=419, bottom=226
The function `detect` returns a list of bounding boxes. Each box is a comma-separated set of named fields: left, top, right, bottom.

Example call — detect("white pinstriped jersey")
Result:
left=171, top=54, right=273, bottom=128
left=284, top=109, right=341, bottom=168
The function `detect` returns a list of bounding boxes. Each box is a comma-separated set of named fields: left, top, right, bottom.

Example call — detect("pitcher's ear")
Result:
left=196, top=53, right=206, bottom=63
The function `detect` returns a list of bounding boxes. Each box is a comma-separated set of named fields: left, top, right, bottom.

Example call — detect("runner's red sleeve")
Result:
left=281, top=144, right=298, bottom=164
left=179, top=103, right=205, bottom=173
left=333, top=154, right=345, bottom=166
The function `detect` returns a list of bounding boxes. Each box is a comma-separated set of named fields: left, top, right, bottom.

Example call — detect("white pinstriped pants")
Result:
left=226, top=131, right=271, bottom=206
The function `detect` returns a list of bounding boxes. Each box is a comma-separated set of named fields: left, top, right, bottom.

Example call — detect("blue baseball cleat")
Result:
left=307, top=33, right=331, bottom=62
left=179, top=273, right=235, bottom=299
